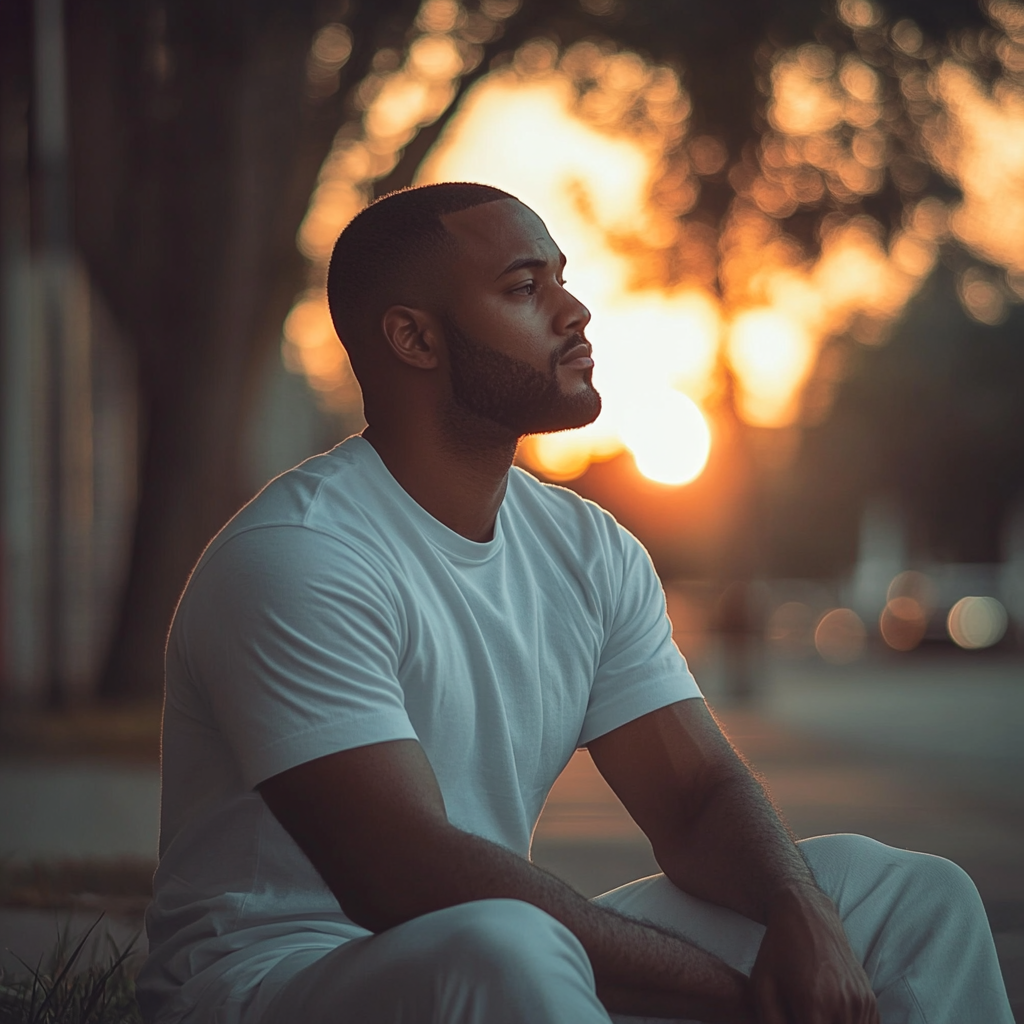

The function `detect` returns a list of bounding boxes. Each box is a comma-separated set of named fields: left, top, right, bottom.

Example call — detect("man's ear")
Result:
left=380, top=305, right=442, bottom=370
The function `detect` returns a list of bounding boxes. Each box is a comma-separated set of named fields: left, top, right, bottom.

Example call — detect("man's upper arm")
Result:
left=586, top=699, right=746, bottom=853
left=258, top=738, right=449, bottom=931
left=177, top=527, right=462, bottom=931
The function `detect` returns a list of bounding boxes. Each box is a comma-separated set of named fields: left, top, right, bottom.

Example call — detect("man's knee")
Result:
left=425, top=899, right=591, bottom=982
left=799, top=831, right=893, bottom=869
left=256, top=902, right=597, bottom=1024
left=800, top=833, right=984, bottom=919
left=889, top=847, right=986, bottom=926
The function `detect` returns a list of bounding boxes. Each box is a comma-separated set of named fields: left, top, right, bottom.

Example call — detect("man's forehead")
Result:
left=441, top=199, right=561, bottom=270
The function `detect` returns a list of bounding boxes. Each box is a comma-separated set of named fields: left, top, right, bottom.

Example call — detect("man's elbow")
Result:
left=334, top=885, right=402, bottom=933
left=323, top=834, right=456, bottom=933
left=323, top=862, right=422, bottom=932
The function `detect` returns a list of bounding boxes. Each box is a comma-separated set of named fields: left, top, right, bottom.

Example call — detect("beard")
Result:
left=442, top=314, right=601, bottom=440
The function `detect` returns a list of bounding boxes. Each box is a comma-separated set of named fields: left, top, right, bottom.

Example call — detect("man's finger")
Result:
left=754, top=979, right=790, bottom=1024
left=849, top=981, right=880, bottom=1024
left=863, top=991, right=882, bottom=1024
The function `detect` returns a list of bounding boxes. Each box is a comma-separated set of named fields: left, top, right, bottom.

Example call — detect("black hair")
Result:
left=326, top=182, right=514, bottom=369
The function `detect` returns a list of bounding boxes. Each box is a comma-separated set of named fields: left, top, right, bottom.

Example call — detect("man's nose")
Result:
left=557, top=288, right=591, bottom=336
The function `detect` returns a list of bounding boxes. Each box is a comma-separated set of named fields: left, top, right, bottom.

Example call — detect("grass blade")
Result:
left=27, top=914, right=102, bottom=1024
left=78, top=937, right=138, bottom=1023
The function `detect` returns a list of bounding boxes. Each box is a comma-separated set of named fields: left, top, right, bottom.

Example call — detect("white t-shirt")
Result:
left=138, top=436, right=701, bottom=1023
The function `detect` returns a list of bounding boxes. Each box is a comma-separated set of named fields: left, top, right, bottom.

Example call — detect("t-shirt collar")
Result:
left=342, top=435, right=506, bottom=564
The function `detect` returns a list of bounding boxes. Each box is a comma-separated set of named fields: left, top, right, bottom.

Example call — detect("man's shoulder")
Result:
left=506, top=465, right=629, bottom=552
left=194, top=437, right=388, bottom=574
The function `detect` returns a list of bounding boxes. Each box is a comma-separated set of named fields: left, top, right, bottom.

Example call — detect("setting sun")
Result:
left=621, top=390, right=712, bottom=485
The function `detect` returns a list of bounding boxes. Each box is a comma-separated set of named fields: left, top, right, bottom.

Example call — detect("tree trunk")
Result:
left=66, top=0, right=415, bottom=699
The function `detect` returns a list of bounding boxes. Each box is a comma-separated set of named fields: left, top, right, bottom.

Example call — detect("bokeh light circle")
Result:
left=814, top=607, right=867, bottom=664
left=621, top=391, right=712, bottom=486
left=886, top=570, right=936, bottom=609
left=879, top=596, right=928, bottom=652
left=947, top=596, right=1008, bottom=650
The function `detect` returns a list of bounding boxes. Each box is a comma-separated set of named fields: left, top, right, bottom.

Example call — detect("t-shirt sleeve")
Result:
left=173, top=524, right=417, bottom=789
left=579, top=522, right=702, bottom=745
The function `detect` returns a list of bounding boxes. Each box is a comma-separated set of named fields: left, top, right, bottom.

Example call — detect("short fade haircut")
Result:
left=327, top=182, right=514, bottom=369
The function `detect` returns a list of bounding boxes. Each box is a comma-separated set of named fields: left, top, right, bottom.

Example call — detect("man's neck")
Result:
left=362, top=423, right=517, bottom=543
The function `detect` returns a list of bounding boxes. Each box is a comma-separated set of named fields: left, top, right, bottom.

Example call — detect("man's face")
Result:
left=438, top=199, right=601, bottom=437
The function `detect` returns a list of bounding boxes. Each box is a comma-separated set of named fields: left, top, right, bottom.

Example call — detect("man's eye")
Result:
left=512, top=281, right=536, bottom=295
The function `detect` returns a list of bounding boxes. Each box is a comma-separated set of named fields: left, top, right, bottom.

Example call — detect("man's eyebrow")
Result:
left=495, top=252, right=567, bottom=280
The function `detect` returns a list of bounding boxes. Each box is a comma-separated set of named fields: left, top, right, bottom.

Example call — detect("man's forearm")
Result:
left=654, top=755, right=817, bottom=924
left=648, top=754, right=881, bottom=1024
left=337, top=822, right=754, bottom=1023
left=583, top=700, right=879, bottom=1024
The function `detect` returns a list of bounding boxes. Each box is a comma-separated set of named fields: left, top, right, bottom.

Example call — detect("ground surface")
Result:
left=1, top=651, right=1021, bottom=1017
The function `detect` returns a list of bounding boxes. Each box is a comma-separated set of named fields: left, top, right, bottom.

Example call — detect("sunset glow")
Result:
left=285, top=0, right=1024, bottom=486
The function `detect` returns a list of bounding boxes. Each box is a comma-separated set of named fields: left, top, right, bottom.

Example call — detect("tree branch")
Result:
left=373, top=0, right=556, bottom=198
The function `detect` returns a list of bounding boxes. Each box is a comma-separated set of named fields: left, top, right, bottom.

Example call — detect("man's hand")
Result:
left=751, top=885, right=879, bottom=1024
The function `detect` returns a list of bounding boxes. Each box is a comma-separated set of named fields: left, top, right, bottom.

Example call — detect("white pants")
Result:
left=226, top=835, right=1013, bottom=1024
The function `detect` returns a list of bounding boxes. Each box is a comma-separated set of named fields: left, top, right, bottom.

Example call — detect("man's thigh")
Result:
left=191, top=835, right=1008, bottom=1024
left=250, top=898, right=609, bottom=1024
left=592, top=834, right=907, bottom=1024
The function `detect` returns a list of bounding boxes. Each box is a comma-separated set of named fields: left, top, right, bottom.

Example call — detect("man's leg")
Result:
left=252, top=898, right=612, bottom=1024
left=595, top=833, right=1014, bottom=1024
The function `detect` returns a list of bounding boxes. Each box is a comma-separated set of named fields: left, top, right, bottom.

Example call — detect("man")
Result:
left=138, top=183, right=1012, bottom=1024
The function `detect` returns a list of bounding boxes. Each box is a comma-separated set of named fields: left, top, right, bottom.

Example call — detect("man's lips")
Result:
left=559, top=341, right=594, bottom=369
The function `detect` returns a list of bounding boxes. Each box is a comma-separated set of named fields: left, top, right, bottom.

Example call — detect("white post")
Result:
left=0, top=55, right=45, bottom=703
left=33, top=0, right=93, bottom=705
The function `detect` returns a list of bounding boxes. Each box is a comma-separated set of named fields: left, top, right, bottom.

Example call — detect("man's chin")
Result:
left=447, top=382, right=602, bottom=442
left=523, top=390, right=602, bottom=437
